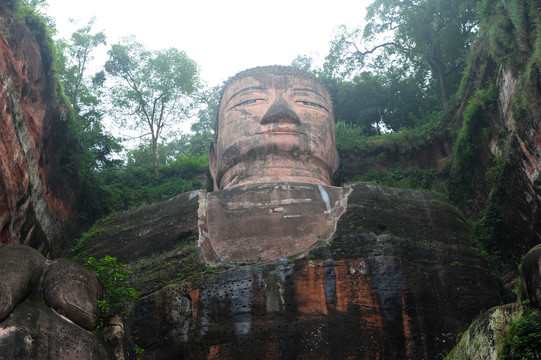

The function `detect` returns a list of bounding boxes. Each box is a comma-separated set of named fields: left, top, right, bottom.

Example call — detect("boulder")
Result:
left=445, top=303, right=522, bottom=360
left=0, top=302, right=112, bottom=360
left=0, top=244, right=45, bottom=321
left=521, top=244, right=541, bottom=307
left=0, top=244, right=109, bottom=359
left=42, top=260, right=102, bottom=330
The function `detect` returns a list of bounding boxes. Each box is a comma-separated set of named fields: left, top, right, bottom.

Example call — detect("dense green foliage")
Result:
left=321, top=71, right=435, bottom=133
left=85, top=256, right=138, bottom=328
left=447, top=86, right=495, bottom=204
left=501, top=305, right=541, bottom=360
left=301, top=0, right=480, bottom=135
left=359, top=168, right=440, bottom=191
left=90, top=153, right=208, bottom=215
left=445, top=0, right=541, bottom=258
left=478, top=0, right=541, bottom=135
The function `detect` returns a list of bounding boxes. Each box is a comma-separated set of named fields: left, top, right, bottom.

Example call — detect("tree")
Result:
left=57, top=18, right=105, bottom=112
left=291, top=55, right=314, bottom=72
left=325, top=0, right=479, bottom=106
left=56, top=18, right=121, bottom=171
left=105, top=37, right=200, bottom=174
left=289, top=55, right=430, bottom=132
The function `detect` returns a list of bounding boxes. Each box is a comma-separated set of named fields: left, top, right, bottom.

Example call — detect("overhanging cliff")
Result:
left=0, top=4, right=78, bottom=257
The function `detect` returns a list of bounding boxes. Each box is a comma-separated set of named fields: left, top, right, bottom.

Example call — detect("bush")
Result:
left=335, top=120, right=365, bottom=149
left=501, top=306, right=541, bottom=359
left=85, top=256, right=138, bottom=328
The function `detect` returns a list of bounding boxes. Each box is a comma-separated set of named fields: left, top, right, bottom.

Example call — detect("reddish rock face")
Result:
left=180, top=257, right=500, bottom=360
left=210, top=68, right=339, bottom=190
left=0, top=17, right=75, bottom=255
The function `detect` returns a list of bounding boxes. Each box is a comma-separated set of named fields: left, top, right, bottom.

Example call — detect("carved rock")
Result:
left=130, top=285, right=192, bottom=358
left=0, top=244, right=108, bottom=359
left=103, top=316, right=130, bottom=360
left=0, top=302, right=112, bottom=360
left=0, top=244, right=45, bottom=321
left=521, top=243, right=541, bottom=307
left=199, top=183, right=347, bottom=263
left=42, top=260, right=102, bottom=330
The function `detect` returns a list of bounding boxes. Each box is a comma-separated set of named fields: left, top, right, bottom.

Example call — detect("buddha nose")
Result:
left=260, top=97, right=301, bottom=125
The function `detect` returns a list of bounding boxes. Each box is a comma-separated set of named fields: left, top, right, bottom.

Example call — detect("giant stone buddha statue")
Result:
left=209, top=66, right=339, bottom=190
left=200, top=66, right=346, bottom=264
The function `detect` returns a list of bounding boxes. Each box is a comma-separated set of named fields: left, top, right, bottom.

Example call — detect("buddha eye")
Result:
left=297, top=101, right=328, bottom=112
left=232, top=99, right=262, bottom=109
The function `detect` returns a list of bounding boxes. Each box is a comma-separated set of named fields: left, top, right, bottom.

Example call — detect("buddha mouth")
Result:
left=257, top=128, right=304, bottom=135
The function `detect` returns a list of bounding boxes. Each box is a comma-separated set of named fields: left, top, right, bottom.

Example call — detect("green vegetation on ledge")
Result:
left=501, top=303, right=541, bottom=360
left=85, top=255, right=139, bottom=329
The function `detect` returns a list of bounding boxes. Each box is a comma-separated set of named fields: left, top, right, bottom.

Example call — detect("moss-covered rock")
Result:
left=445, top=303, right=522, bottom=360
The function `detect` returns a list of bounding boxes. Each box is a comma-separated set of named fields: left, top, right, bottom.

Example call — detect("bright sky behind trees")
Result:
left=45, top=0, right=369, bottom=87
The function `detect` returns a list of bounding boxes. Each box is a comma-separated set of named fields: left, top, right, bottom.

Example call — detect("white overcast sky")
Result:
left=45, top=0, right=370, bottom=87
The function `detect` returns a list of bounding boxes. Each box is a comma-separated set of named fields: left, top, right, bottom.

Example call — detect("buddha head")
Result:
left=209, top=66, right=339, bottom=190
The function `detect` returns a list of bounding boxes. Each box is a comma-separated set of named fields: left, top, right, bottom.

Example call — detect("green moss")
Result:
left=12, top=2, right=59, bottom=97
left=70, top=221, right=104, bottom=260
left=447, top=85, right=495, bottom=204
left=445, top=303, right=522, bottom=360
left=358, top=167, right=442, bottom=191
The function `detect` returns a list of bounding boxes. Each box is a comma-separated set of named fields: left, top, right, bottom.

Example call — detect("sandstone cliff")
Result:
left=0, top=4, right=78, bottom=256
left=337, top=0, right=541, bottom=277
left=74, top=183, right=504, bottom=359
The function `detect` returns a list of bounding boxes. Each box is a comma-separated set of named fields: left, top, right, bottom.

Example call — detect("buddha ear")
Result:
left=209, top=140, right=218, bottom=190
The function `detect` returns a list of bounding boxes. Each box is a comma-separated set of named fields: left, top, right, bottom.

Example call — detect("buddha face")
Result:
left=210, top=72, right=339, bottom=190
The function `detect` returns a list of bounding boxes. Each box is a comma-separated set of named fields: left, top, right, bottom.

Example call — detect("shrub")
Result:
left=501, top=306, right=541, bottom=359
left=85, top=256, right=138, bottom=328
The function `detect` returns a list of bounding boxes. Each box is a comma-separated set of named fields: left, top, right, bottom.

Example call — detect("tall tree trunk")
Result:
left=431, top=32, right=449, bottom=105
left=152, top=136, right=158, bottom=175
left=436, top=62, right=449, bottom=105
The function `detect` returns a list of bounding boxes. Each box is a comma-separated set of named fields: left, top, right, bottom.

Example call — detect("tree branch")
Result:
left=121, top=132, right=152, bottom=141
left=353, top=42, right=410, bottom=59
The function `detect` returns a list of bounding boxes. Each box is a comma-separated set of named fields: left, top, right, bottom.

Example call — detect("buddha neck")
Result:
left=217, top=157, right=333, bottom=190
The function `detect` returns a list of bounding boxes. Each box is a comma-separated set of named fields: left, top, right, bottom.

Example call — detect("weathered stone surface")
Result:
left=199, top=183, right=347, bottom=263
left=0, top=244, right=45, bottom=321
left=129, top=285, right=192, bottom=359
left=78, top=183, right=504, bottom=359
left=0, top=301, right=112, bottom=360
left=209, top=67, right=339, bottom=190
left=520, top=243, right=541, bottom=307
left=445, top=303, right=522, bottom=360
left=0, top=8, right=77, bottom=256
left=180, top=258, right=501, bottom=360
left=42, top=260, right=102, bottom=330
left=75, top=191, right=201, bottom=264
left=0, top=244, right=110, bottom=359
left=104, top=316, right=130, bottom=360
